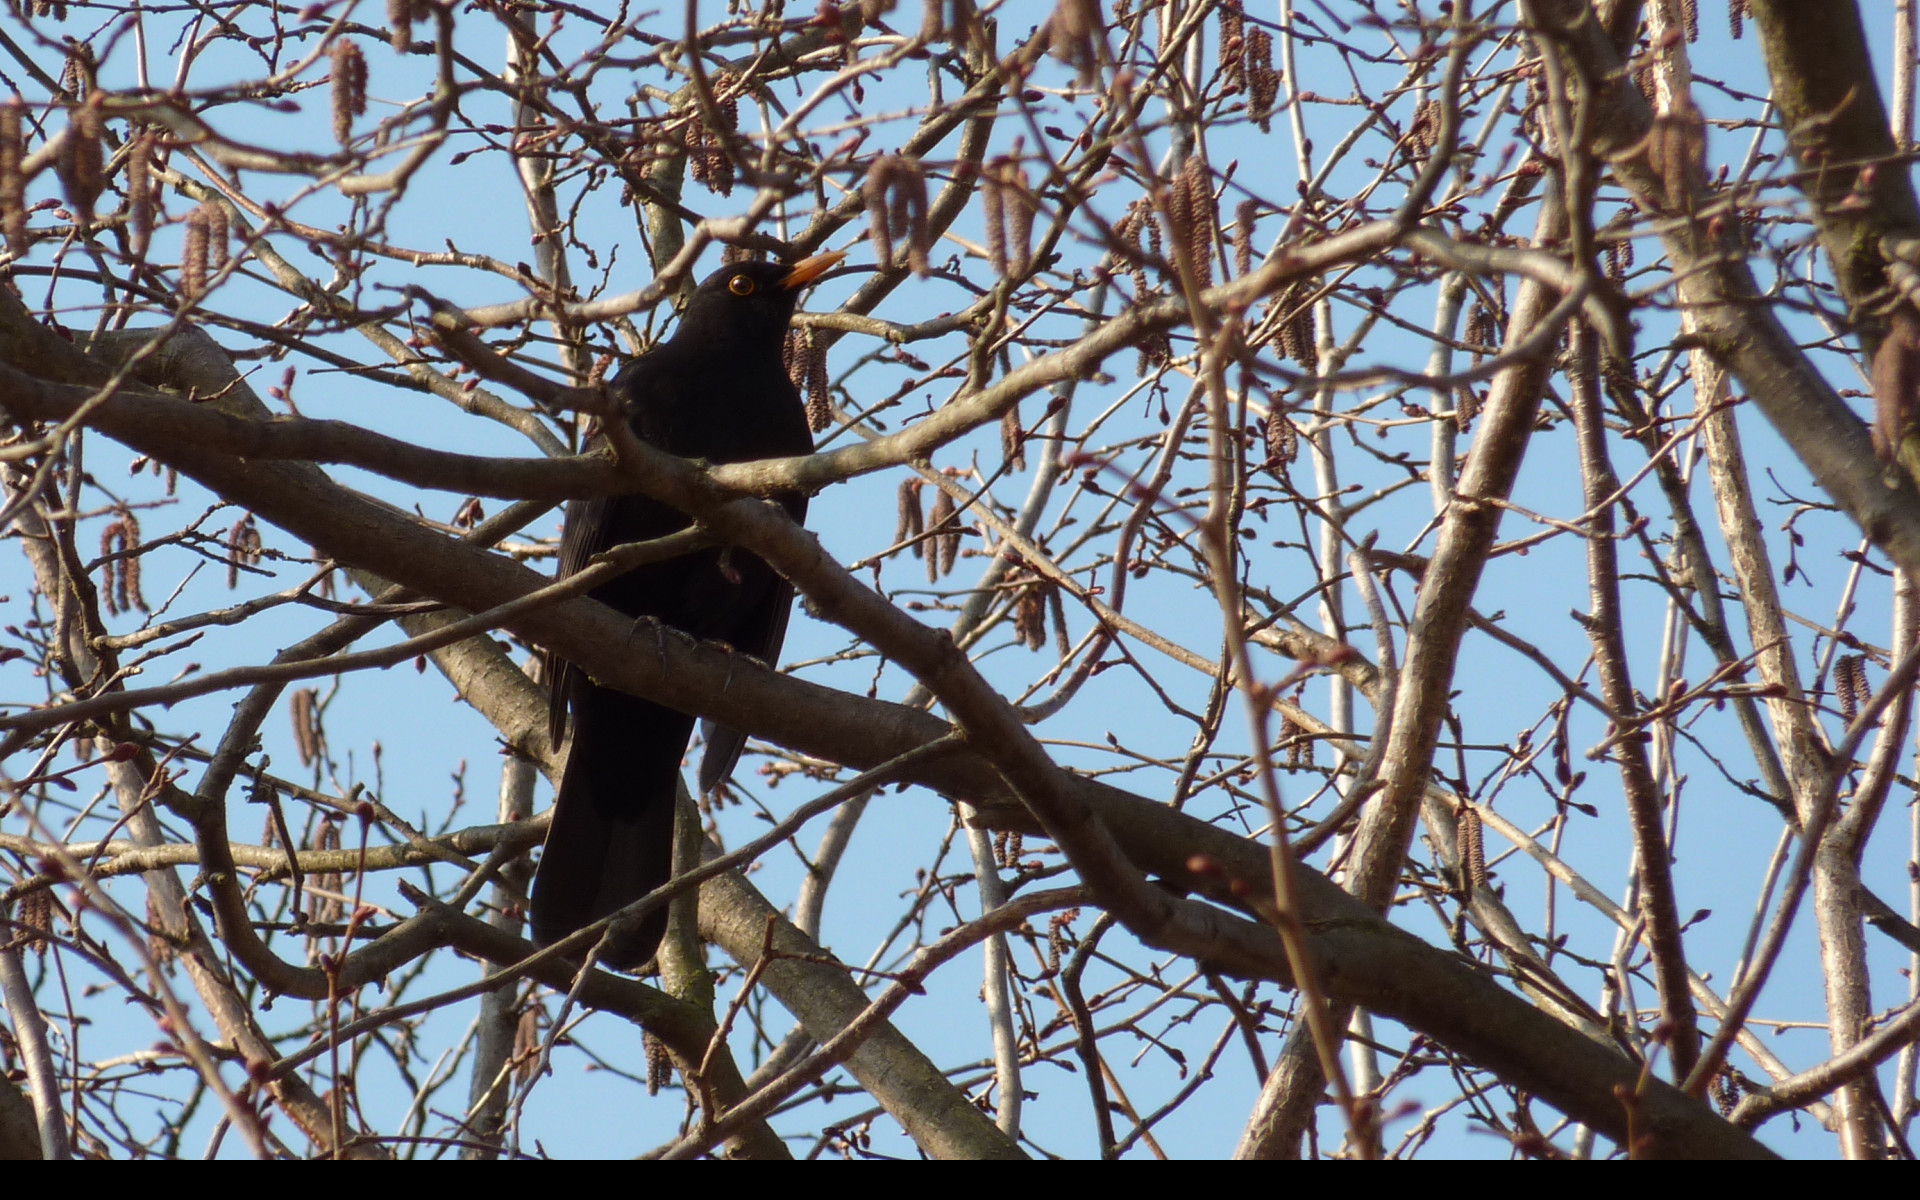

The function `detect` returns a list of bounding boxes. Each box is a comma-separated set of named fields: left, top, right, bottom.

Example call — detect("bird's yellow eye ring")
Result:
left=728, top=274, right=756, bottom=297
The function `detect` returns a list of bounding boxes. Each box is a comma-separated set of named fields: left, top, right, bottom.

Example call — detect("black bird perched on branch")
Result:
left=530, top=251, right=842, bottom=969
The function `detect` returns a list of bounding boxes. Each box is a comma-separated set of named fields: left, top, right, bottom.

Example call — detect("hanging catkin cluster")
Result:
left=1834, top=653, right=1872, bottom=723
left=1215, top=0, right=1277, bottom=129
left=1272, top=281, right=1316, bottom=366
left=1246, top=30, right=1279, bottom=131
left=227, top=513, right=263, bottom=589
left=98, top=507, right=147, bottom=616
left=331, top=39, right=367, bottom=146
left=982, top=155, right=1033, bottom=275
left=1011, top=569, right=1057, bottom=652
left=1046, top=0, right=1102, bottom=86
left=1605, top=230, right=1634, bottom=284
left=863, top=153, right=931, bottom=276
left=1406, top=98, right=1442, bottom=157
left=126, top=132, right=155, bottom=259
left=1263, top=409, right=1299, bottom=476
left=783, top=326, right=833, bottom=432
left=924, top=481, right=961, bottom=581
left=1232, top=199, right=1258, bottom=278
left=0, top=100, right=25, bottom=255
left=1456, top=805, right=1487, bottom=899
left=1114, top=197, right=1161, bottom=298
left=684, top=72, right=740, bottom=196
left=1644, top=95, right=1706, bottom=214
left=308, top=815, right=344, bottom=925
left=55, top=96, right=103, bottom=224
left=895, top=478, right=925, bottom=558
left=1219, top=0, right=1246, bottom=92
left=1165, top=155, right=1216, bottom=287
left=1001, top=402, right=1026, bottom=471
left=182, top=201, right=228, bottom=298
left=1117, top=193, right=1173, bottom=371
left=388, top=0, right=433, bottom=49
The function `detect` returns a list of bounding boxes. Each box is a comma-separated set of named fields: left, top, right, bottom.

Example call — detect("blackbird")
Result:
left=530, top=252, right=841, bottom=969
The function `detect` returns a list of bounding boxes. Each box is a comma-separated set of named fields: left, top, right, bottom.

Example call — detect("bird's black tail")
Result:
left=529, top=685, right=693, bottom=970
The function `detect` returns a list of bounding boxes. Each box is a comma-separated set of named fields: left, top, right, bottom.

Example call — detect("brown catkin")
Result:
left=684, top=112, right=710, bottom=186
left=684, top=72, right=739, bottom=196
left=1276, top=284, right=1315, bottom=365
left=1709, top=1070, right=1741, bottom=1114
left=1001, top=403, right=1026, bottom=471
left=1047, top=909, right=1079, bottom=973
left=1458, top=804, right=1487, bottom=894
left=19, top=887, right=53, bottom=954
left=98, top=510, right=143, bottom=616
left=1455, top=385, right=1479, bottom=431
left=891, top=157, right=930, bottom=276
left=1263, top=409, right=1298, bottom=471
left=1649, top=96, right=1705, bottom=213
left=227, top=513, right=261, bottom=587
left=182, top=206, right=209, bottom=298
left=60, top=42, right=91, bottom=99
left=513, top=1006, right=542, bottom=1087
left=928, top=486, right=956, bottom=580
left=292, top=687, right=320, bottom=766
left=1047, top=0, right=1100, bottom=85
left=126, top=132, right=154, bottom=258
left=863, top=157, right=895, bottom=270
left=1116, top=202, right=1151, bottom=298
left=1835, top=654, right=1869, bottom=722
left=1219, top=0, right=1245, bottom=94
left=1682, top=0, right=1699, bottom=41
left=1729, top=0, right=1748, bottom=39
left=331, top=39, right=367, bottom=146
left=1233, top=198, right=1256, bottom=278
left=806, top=329, right=831, bottom=431
left=0, top=100, right=25, bottom=255
left=782, top=327, right=803, bottom=388
left=644, top=1031, right=673, bottom=1095
left=1281, top=714, right=1309, bottom=768
left=309, top=815, right=343, bottom=924
left=1014, top=578, right=1048, bottom=650
left=1178, top=156, right=1214, bottom=286
left=1409, top=98, right=1440, bottom=154
left=1166, top=167, right=1192, bottom=264
left=201, top=200, right=229, bottom=271
left=896, top=477, right=925, bottom=556
left=1465, top=299, right=1494, bottom=350
left=1247, top=30, right=1278, bottom=132
left=388, top=0, right=428, bottom=50
left=57, top=97, right=103, bottom=224
left=1004, top=162, right=1033, bottom=275
left=864, top=154, right=930, bottom=276
left=982, top=160, right=1007, bottom=274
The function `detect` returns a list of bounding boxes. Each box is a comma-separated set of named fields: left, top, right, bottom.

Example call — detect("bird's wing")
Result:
left=696, top=491, right=806, bottom=794
left=696, top=575, right=796, bottom=795
left=543, top=492, right=618, bottom=749
left=546, top=353, right=657, bottom=747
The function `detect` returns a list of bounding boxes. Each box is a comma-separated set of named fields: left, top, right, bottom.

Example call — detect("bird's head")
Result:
left=672, top=251, right=845, bottom=352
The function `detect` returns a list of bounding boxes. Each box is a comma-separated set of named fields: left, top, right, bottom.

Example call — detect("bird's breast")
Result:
left=622, top=357, right=811, bottom=463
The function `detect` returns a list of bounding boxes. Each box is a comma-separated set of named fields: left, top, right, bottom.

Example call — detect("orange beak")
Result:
left=779, top=249, right=846, bottom=291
